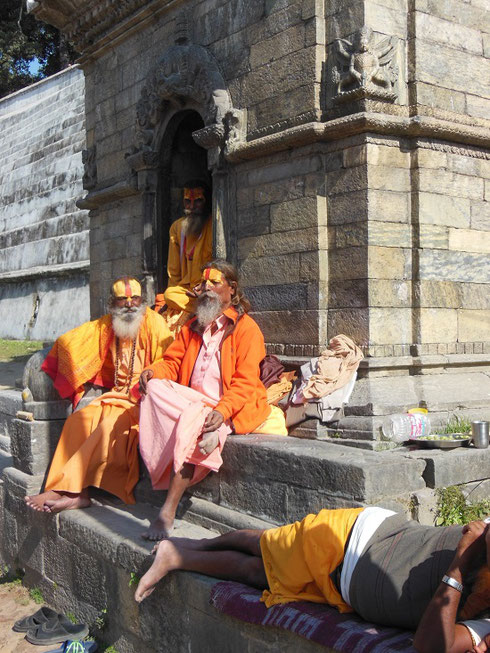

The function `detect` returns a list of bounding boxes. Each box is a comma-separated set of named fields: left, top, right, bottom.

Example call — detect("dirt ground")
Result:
left=0, top=582, right=66, bottom=653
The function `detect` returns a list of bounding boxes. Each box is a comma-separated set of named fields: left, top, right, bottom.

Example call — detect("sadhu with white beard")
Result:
left=25, top=277, right=172, bottom=513
left=138, top=260, right=288, bottom=541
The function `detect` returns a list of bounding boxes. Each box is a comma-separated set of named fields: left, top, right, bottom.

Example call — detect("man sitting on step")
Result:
left=25, top=277, right=172, bottom=513
left=134, top=507, right=490, bottom=653
left=153, top=180, right=213, bottom=336
left=138, top=259, right=288, bottom=541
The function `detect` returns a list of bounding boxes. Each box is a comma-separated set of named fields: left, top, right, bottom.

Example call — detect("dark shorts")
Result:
left=349, top=514, right=462, bottom=630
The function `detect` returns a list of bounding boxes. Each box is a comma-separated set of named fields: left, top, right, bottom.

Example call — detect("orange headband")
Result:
left=184, top=187, right=205, bottom=202
left=112, top=278, right=141, bottom=298
left=202, top=268, right=223, bottom=283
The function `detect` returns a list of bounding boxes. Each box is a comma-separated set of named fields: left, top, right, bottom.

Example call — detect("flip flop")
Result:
left=46, top=640, right=98, bottom=653
left=26, top=616, right=89, bottom=646
left=13, top=606, right=59, bottom=632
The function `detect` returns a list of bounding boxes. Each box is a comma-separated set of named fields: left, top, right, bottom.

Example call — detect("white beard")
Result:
left=111, top=305, right=146, bottom=340
left=195, top=293, right=222, bottom=329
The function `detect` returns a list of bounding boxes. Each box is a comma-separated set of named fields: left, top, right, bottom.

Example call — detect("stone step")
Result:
left=0, top=435, right=10, bottom=453
left=0, top=449, right=12, bottom=475
left=0, top=465, right=326, bottom=653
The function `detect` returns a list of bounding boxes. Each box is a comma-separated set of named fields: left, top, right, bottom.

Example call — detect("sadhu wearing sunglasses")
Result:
left=138, top=260, right=287, bottom=541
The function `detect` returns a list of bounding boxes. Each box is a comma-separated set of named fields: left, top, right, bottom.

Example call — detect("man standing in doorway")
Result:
left=154, top=180, right=213, bottom=335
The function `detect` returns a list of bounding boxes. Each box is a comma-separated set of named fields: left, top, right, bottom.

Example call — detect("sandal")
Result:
left=26, top=616, right=89, bottom=646
left=13, top=606, right=60, bottom=633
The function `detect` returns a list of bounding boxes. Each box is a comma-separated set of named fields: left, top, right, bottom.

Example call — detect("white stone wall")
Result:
left=0, top=66, right=89, bottom=340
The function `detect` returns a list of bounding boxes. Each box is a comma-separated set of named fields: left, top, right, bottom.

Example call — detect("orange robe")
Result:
left=154, top=216, right=213, bottom=335
left=42, top=309, right=172, bottom=503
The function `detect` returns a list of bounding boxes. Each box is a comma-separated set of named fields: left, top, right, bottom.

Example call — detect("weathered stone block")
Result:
left=249, top=23, right=305, bottom=68
left=419, top=308, right=458, bottom=343
left=238, top=227, right=322, bottom=259
left=328, top=308, right=369, bottom=345
left=407, top=447, right=490, bottom=488
left=419, top=192, right=471, bottom=228
left=369, top=308, right=413, bottom=345
left=299, top=249, right=328, bottom=282
left=368, top=246, right=411, bottom=279
left=419, top=169, right=484, bottom=200
left=419, top=225, right=449, bottom=249
left=415, top=11, right=483, bottom=55
left=449, top=227, right=490, bottom=253
left=418, top=280, right=461, bottom=308
left=246, top=283, right=309, bottom=311
left=368, top=190, right=409, bottom=223
left=458, top=309, right=490, bottom=341
left=419, top=249, right=490, bottom=284
left=270, top=196, right=326, bottom=232
left=328, top=246, right=367, bottom=281
left=10, top=418, right=64, bottom=475
left=237, top=205, right=270, bottom=238
left=364, top=1, right=407, bottom=39
left=367, top=144, right=410, bottom=169
left=253, top=309, right=323, bottom=345
left=253, top=177, right=305, bottom=205
left=460, top=283, right=490, bottom=310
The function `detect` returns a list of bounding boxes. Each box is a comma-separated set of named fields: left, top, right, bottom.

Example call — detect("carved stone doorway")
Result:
left=156, top=110, right=211, bottom=293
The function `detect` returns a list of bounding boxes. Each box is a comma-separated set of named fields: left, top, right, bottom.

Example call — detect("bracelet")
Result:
left=442, top=575, right=463, bottom=592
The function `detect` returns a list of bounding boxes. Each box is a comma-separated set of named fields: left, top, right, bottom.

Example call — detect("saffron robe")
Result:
left=42, top=309, right=172, bottom=503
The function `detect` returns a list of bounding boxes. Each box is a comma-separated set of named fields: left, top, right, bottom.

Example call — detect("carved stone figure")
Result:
left=332, top=28, right=398, bottom=103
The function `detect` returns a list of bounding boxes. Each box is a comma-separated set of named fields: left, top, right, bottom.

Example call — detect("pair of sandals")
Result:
left=13, top=606, right=97, bottom=650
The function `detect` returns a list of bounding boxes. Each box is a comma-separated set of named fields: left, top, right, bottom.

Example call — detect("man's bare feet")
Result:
left=135, top=539, right=182, bottom=602
left=44, top=490, right=91, bottom=513
left=141, top=509, right=174, bottom=541
left=25, top=490, right=61, bottom=512
left=25, top=489, right=91, bottom=514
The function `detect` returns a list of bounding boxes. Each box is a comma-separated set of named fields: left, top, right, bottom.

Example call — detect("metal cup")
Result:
left=471, top=421, right=489, bottom=449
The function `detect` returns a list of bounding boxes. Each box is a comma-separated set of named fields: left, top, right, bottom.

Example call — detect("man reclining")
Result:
left=138, top=259, right=287, bottom=541
left=25, top=277, right=172, bottom=512
left=134, top=506, right=490, bottom=653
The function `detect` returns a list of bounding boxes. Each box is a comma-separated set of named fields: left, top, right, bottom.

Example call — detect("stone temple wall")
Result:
left=0, top=66, right=89, bottom=341
left=28, top=0, right=490, bottom=439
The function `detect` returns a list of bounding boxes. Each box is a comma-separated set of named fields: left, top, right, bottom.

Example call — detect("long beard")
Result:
left=182, top=214, right=207, bottom=238
left=110, top=304, right=146, bottom=340
left=196, top=293, right=222, bottom=329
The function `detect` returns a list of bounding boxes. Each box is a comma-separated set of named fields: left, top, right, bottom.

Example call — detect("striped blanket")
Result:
left=210, top=581, right=415, bottom=652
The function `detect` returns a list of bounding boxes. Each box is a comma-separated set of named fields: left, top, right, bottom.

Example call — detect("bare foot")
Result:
left=135, top=540, right=182, bottom=602
left=25, top=490, right=62, bottom=512
left=141, top=510, right=174, bottom=541
left=43, top=490, right=91, bottom=514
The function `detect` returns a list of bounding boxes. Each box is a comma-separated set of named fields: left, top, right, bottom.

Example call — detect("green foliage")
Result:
left=66, top=611, right=77, bottom=624
left=29, top=587, right=44, bottom=604
left=436, top=486, right=490, bottom=526
left=128, top=572, right=140, bottom=588
left=0, top=566, right=23, bottom=587
left=0, top=0, right=77, bottom=99
left=442, top=415, right=472, bottom=435
left=0, top=339, right=43, bottom=362
left=103, top=647, right=120, bottom=653
left=94, top=608, right=107, bottom=631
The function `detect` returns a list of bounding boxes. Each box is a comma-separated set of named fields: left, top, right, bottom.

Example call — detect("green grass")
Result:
left=436, top=486, right=490, bottom=526
left=29, top=587, right=45, bottom=604
left=0, top=566, right=23, bottom=587
left=128, top=572, right=140, bottom=588
left=66, top=611, right=78, bottom=624
left=0, top=339, right=43, bottom=362
left=441, top=415, right=472, bottom=435
left=103, top=647, right=120, bottom=653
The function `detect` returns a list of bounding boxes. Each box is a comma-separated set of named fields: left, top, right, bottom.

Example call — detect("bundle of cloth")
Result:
left=282, top=334, right=363, bottom=427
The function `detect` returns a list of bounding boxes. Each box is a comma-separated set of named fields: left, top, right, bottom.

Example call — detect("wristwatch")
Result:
left=442, top=575, right=463, bottom=592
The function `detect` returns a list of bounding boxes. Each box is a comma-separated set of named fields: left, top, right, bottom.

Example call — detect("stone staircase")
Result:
left=0, top=65, right=90, bottom=341
left=1, top=364, right=489, bottom=651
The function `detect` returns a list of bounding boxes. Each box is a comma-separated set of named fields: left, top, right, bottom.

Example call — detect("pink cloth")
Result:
left=190, top=314, right=229, bottom=402
left=139, top=378, right=231, bottom=489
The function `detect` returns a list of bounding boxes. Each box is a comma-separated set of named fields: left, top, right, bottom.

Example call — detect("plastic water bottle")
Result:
left=382, top=413, right=431, bottom=443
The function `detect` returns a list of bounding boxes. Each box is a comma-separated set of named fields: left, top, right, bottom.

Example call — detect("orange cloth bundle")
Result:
left=460, top=567, right=490, bottom=620
left=260, top=507, right=364, bottom=612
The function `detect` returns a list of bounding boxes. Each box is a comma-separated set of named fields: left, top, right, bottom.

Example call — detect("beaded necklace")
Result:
left=114, top=336, right=137, bottom=394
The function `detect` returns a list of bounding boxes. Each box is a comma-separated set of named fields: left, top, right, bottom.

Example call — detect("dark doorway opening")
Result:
left=156, top=110, right=210, bottom=292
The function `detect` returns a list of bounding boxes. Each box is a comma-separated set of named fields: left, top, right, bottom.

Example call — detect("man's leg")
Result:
left=142, top=463, right=194, bottom=540
left=135, top=529, right=267, bottom=602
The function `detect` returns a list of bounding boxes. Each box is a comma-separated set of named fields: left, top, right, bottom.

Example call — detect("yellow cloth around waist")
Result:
left=163, top=285, right=197, bottom=312
left=260, top=507, right=364, bottom=612
left=254, top=405, right=288, bottom=436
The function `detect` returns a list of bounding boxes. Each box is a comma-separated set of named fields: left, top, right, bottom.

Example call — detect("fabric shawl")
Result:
left=42, top=308, right=171, bottom=408
left=302, top=334, right=363, bottom=400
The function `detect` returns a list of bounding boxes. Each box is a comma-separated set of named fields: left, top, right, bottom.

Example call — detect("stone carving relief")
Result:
left=332, top=28, right=399, bottom=104
left=82, top=145, right=97, bottom=190
left=126, top=43, right=245, bottom=174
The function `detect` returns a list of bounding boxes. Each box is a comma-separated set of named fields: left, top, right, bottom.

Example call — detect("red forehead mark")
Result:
left=125, top=281, right=132, bottom=297
left=184, top=188, right=205, bottom=201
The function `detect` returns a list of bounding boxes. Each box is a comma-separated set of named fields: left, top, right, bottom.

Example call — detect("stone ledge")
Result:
left=0, top=260, right=89, bottom=283
left=0, top=465, right=327, bottom=653
left=403, top=446, right=490, bottom=488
